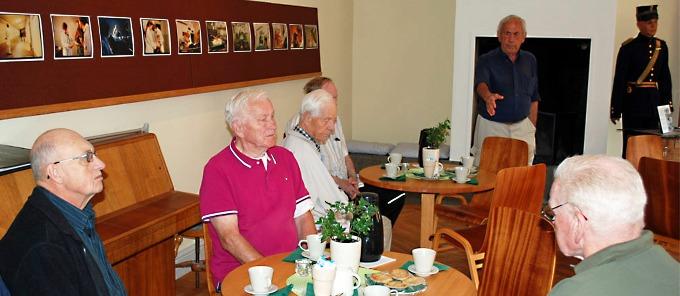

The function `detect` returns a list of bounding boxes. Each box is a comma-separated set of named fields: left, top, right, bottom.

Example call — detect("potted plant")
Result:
left=316, top=197, right=381, bottom=270
left=419, top=119, right=451, bottom=167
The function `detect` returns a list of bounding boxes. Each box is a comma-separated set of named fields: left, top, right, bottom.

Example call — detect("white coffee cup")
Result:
left=312, top=263, right=336, bottom=296
left=423, top=161, right=443, bottom=178
left=385, top=163, right=401, bottom=178
left=331, top=267, right=361, bottom=296
left=454, top=166, right=469, bottom=183
left=412, top=248, right=436, bottom=274
left=299, top=234, right=327, bottom=261
left=387, top=152, right=402, bottom=164
left=461, top=156, right=474, bottom=169
left=248, top=266, right=273, bottom=293
left=364, top=285, right=399, bottom=296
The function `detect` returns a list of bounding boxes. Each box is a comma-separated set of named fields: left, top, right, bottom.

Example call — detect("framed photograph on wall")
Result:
left=231, top=22, right=251, bottom=52
left=272, top=23, right=288, bottom=50
left=206, top=20, right=228, bottom=53
left=304, top=25, right=318, bottom=49
left=97, top=16, right=134, bottom=57
left=0, top=12, right=44, bottom=62
left=253, top=23, right=271, bottom=51
left=289, top=24, right=303, bottom=49
left=176, top=19, right=202, bottom=54
left=51, top=14, right=93, bottom=60
left=140, top=18, right=171, bottom=56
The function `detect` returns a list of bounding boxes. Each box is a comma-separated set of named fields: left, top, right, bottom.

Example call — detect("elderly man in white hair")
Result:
left=547, top=154, right=678, bottom=296
left=199, top=89, right=316, bottom=291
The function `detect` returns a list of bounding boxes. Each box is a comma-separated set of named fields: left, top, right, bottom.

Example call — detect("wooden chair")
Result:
left=202, top=223, right=218, bottom=295
left=638, top=157, right=680, bottom=260
left=477, top=207, right=557, bottom=295
left=174, top=224, right=206, bottom=288
left=434, top=137, right=529, bottom=226
left=432, top=164, right=547, bottom=286
left=626, top=135, right=663, bottom=169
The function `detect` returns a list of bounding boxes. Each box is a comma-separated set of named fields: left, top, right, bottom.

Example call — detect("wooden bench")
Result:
left=0, top=132, right=200, bottom=295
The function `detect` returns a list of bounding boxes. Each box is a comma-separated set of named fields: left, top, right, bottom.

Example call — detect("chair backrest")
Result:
left=478, top=207, right=557, bottom=296
left=626, top=135, right=663, bottom=169
left=479, top=137, right=529, bottom=174
left=488, top=163, right=546, bottom=213
left=202, top=223, right=217, bottom=295
left=639, top=157, right=680, bottom=239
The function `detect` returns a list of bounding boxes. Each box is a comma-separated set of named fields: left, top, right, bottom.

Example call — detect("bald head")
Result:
left=31, top=128, right=85, bottom=181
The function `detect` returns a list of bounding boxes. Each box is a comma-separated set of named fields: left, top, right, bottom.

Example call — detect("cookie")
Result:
left=389, top=268, right=410, bottom=280
left=386, top=280, right=408, bottom=290
left=369, top=272, right=392, bottom=284
left=403, top=276, right=426, bottom=287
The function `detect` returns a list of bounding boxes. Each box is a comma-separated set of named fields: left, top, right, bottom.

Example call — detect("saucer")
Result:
left=244, top=284, right=278, bottom=295
left=407, top=265, right=439, bottom=277
left=453, top=177, right=471, bottom=184
left=301, top=250, right=330, bottom=261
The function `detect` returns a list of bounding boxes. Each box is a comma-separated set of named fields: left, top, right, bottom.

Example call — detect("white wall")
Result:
left=606, top=0, right=679, bottom=156
left=449, top=0, right=618, bottom=160
left=352, top=1, right=456, bottom=144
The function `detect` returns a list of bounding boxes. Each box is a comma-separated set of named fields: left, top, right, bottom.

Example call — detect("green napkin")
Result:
left=400, top=260, right=451, bottom=271
left=379, top=174, right=406, bottom=182
left=467, top=178, right=478, bottom=185
left=270, top=284, right=293, bottom=296
left=282, top=248, right=304, bottom=263
left=305, top=283, right=358, bottom=296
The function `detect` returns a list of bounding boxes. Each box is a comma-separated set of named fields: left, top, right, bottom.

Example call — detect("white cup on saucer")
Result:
left=423, top=161, right=443, bottom=178
left=364, top=285, right=399, bottom=296
left=461, top=156, right=474, bottom=169
left=412, top=248, right=436, bottom=275
left=247, top=266, right=273, bottom=293
left=298, top=234, right=327, bottom=261
left=454, top=166, right=469, bottom=183
left=387, top=152, right=402, bottom=164
left=385, top=163, right=401, bottom=178
left=332, top=267, right=361, bottom=296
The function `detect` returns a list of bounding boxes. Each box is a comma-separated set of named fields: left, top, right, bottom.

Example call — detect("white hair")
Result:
left=552, top=155, right=646, bottom=235
left=497, top=15, right=527, bottom=37
left=224, top=89, right=269, bottom=130
left=299, top=89, right=334, bottom=118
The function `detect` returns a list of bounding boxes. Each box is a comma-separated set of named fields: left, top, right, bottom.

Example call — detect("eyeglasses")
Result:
left=53, top=151, right=97, bottom=165
left=542, top=202, right=588, bottom=222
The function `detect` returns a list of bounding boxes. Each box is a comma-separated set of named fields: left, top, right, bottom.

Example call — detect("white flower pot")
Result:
left=422, top=147, right=440, bottom=165
left=330, top=236, right=361, bottom=272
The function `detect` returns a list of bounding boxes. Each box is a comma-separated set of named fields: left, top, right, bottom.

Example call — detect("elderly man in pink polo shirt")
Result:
left=199, top=90, right=317, bottom=291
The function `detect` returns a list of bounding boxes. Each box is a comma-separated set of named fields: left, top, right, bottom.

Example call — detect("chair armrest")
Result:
left=432, top=228, right=483, bottom=288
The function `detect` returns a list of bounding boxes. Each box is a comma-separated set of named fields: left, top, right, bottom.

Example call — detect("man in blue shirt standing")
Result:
left=473, top=15, right=539, bottom=165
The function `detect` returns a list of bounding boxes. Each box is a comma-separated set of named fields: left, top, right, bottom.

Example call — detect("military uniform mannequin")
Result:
left=610, top=5, right=673, bottom=157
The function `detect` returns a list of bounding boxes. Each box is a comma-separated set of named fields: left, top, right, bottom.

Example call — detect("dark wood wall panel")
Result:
left=0, top=0, right=320, bottom=118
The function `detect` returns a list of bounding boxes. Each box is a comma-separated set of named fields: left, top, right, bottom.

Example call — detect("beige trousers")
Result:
left=471, top=115, right=535, bottom=166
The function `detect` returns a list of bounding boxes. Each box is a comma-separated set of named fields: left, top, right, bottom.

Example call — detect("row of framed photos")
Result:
left=0, top=11, right=320, bottom=63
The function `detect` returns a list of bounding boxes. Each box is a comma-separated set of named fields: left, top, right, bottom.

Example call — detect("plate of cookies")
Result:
left=365, top=268, right=427, bottom=295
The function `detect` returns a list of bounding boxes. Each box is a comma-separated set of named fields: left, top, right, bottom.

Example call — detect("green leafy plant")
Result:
left=426, top=119, right=451, bottom=148
left=316, top=198, right=378, bottom=243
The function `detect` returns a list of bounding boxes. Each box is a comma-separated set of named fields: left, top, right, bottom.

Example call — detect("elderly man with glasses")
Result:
left=546, top=154, right=678, bottom=296
left=0, top=128, right=127, bottom=295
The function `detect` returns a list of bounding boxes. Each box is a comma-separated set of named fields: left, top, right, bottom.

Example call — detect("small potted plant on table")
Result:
left=419, top=118, right=451, bottom=167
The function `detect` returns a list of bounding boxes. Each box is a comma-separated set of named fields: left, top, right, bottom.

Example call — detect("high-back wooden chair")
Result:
left=639, top=157, right=680, bottom=260
left=432, top=164, right=547, bottom=286
left=477, top=207, right=557, bottom=296
left=626, top=135, right=663, bottom=169
left=202, top=223, right=218, bottom=295
left=434, top=137, right=529, bottom=225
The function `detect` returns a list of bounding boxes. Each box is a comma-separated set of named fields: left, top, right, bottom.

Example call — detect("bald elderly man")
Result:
left=0, top=128, right=126, bottom=296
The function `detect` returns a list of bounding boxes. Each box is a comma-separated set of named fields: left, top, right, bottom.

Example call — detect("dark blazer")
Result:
left=0, top=187, right=112, bottom=296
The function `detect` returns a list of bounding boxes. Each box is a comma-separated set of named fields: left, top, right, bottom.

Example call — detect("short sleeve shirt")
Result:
left=199, top=139, right=312, bottom=283
left=475, top=48, right=540, bottom=123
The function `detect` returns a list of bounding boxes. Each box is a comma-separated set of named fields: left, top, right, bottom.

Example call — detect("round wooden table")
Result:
left=220, top=251, right=476, bottom=296
left=359, top=164, right=495, bottom=247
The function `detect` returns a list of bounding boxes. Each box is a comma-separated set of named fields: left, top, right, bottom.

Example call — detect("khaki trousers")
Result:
left=471, top=115, right=535, bottom=166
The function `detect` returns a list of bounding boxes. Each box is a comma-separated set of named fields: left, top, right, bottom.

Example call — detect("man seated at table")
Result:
left=547, top=154, right=679, bottom=295
left=0, top=128, right=127, bottom=295
left=285, top=77, right=405, bottom=225
left=283, top=90, right=392, bottom=246
left=199, top=90, right=317, bottom=290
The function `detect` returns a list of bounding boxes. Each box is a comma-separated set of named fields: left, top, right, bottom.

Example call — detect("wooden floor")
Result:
left=175, top=202, right=577, bottom=295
